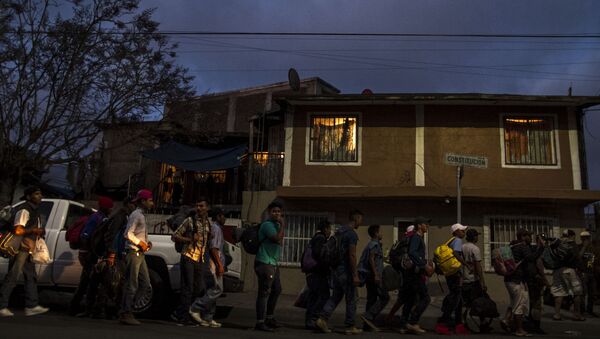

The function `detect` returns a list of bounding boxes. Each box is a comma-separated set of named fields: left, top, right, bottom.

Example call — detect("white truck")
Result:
left=0, top=199, right=243, bottom=315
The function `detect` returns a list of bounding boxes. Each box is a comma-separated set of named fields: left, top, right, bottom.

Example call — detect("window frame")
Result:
left=305, top=112, right=362, bottom=166
left=499, top=113, right=561, bottom=169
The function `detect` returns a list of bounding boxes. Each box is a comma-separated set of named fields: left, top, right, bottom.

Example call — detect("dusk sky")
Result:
left=138, top=0, right=600, bottom=188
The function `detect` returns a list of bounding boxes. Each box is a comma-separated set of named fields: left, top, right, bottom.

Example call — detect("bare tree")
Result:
left=0, top=0, right=195, bottom=203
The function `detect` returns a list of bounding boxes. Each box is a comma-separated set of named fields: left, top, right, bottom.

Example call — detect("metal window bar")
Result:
left=504, top=117, right=556, bottom=166
left=485, top=215, right=558, bottom=271
left=278, top=212, right=331, bottom=267
left=310, top=115, right=358, bottom=162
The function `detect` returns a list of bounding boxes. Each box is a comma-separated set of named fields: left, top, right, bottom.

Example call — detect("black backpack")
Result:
left=89, top=217, right=112, bottom=256
left=241, top=223, right=261, bottom=255
left=319, top=231, right=344, bottom=268
left=389, top=237, right=410, bottom=271
left=470, top=293, right=500, bottom=319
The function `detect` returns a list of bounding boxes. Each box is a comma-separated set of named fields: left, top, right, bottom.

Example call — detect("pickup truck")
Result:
left=0, top=199, right=243, bottom=315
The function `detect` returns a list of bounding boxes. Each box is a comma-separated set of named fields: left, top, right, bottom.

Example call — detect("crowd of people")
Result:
left=0, top=187, right=598, bottom=337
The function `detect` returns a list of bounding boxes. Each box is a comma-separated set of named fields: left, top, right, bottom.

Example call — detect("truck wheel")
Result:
left=132, top=268, right=166, bottom=317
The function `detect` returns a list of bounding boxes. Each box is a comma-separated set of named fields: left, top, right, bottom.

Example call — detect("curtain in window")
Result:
left=504, top=117, right=555, bottom=165
left=311, top=116, right=357, bottom=162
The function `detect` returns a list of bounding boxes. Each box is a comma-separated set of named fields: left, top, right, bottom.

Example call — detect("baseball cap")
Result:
left=580, top=231, right=591, bottom=237
left=211, top=207, right=226, bottom=217
left=414, top=216, right=431, bottom=225
left=133, top=189, right=153, bottom=202
left=451, top=223, right=468, bottom=233
left=406, top=225, right=415, bottom=233
left=466, top=228, right=479, bottom=238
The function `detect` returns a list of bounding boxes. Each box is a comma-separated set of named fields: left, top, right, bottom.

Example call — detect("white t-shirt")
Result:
left=462, top=242, right=482, bottom=283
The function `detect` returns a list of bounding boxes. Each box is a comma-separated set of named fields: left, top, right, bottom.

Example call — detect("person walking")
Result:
left=358, top=224, right=389, bottom=332
left=118, top=189, right=154, bottom=326
left=189, top=207, right=227, bottom=328
left=315, top=209, right=364, bottom=335
left=551, top=229, right=585, bottom=321
left=254, top=201, right=285, bottom=332
left=578, top=231, right=597, bottom=317
left=0, top=186, right=49, bottom=317
left=304, top=220, right=331, bottom=330
left=171, top=198, right=211, bottom=325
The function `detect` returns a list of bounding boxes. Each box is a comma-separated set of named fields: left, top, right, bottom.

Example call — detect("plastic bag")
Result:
left=32, top=238, right=50, bottom=264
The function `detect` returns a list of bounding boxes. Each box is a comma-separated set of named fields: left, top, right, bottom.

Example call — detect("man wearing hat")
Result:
left=578, top=231, right=597, bottom=317
left=70, top=196, right=113, bottom=316
left=436, top=223, right=468, bottom=335
left=119, top=189, right=154, bottom=325
left=0, top=186, right=49, bottom=317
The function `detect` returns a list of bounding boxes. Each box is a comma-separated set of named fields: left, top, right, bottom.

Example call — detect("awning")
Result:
left=141, top=141, right=247, bottom=172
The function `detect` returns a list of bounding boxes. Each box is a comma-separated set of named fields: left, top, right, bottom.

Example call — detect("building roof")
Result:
left=276, top=93, right=600, bottom=109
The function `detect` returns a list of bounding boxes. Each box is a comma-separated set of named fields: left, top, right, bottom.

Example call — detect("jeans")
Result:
left=440, top=272, right=463, bottom=326
left=176, top=255, right=204, bottom=320
left=120, top=251, right=151, bottom=313
left=0, top=251, right=38, bottom=308
left=364, top=277, right=390, bottom=320
left=305, top=272, right=330, bottom=327
left=320, top=266, right=357, bottom=327
left=400, top=271, right=431, bottom=326
left=192, top=264, right=223, bottom=321
left=255, top=261, right=282, bottom=322
left=71, top=251, right=99, bottom=311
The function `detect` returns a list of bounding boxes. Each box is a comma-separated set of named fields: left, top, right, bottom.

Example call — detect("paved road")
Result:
left=0, top=290, right=597, bottom=338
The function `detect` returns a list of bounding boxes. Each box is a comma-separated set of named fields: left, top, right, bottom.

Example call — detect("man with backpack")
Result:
left=0, top=186, right=49, bottom=317
left=551, top=229, right=585, bottom=321
left=304, top=220, right=331, bottom=330
left=254, top=201, right=285, bottom=332
left=500, top=229, right=544, bottom=337
left=119, top=189, right=154, bottom=326
left=189, top=207, right=227, bottom=328
left=316, top=209, right=363, bottom=335
left=171, top=197, right=211, bottom=326
left=435, top=223, right=468, bottom=335
left=398, top=217, right=434, bottom=335
left=70, top=196, right=113, bottom=317
left=358, top=224, right=389, bottom=332
left=461, top=229, right=489, bottom=330
left=385, top=225, right=414, bottom=327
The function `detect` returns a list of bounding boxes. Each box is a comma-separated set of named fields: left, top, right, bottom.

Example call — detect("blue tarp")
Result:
left=140, top=141, right=247, bottom=172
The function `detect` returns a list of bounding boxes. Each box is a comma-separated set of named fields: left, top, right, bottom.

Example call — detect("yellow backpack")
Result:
left=434, top=237, right=462, bottom=276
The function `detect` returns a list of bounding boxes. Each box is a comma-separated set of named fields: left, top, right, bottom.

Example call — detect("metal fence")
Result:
left=279, top=212, right=333, bottom=267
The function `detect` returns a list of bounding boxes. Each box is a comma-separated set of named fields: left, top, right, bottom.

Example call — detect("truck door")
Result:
left=52, top=202, right=92, bottom=287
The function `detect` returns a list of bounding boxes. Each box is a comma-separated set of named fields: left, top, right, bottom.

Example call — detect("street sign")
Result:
left=444, top=153, right=488, bottom=169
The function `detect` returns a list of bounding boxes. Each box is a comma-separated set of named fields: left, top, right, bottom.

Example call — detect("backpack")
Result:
left=319, top=231, right=344, bottom=268
left=240, top=223, right=261, bottom=255
left=388, top=237, right=413, bottom=271
left=492, top=245, right=521, bottom=276
left=470, top=292, right=500, bottom=318
left=301, top=243, right=319, bottom=273
left=434, top=237, right=462, bottom=276
left=542, top=245, right=561, bottom=270
left=90, top=217, right=114, bottom=257
left=112, top=224, right=127, bottom=260
left=66, top=215, right=89, bottom=250
left=167, top=205, right=195, bottom=232
left=0, top=204, right=37, bottom=257
left=0, top=205, right=14, bottom=231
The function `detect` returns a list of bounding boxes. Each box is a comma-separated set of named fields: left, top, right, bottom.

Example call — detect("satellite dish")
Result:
left=288, top=68, right=300, bottom=91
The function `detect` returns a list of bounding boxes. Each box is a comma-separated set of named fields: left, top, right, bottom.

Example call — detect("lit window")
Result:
left=503, top=116, right=556, bottom=166
left=309, top=115, right=358, bottom=162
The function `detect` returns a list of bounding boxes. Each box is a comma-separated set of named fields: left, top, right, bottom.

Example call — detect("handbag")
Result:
left=0, top=231, right=23, bottom=257
left=32, top=237, right=50, bottom=264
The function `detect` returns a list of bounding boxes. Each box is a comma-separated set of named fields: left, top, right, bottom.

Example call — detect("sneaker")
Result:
left=24, top=305, right=49, bottom=316
left=315, top=318, right=332, bottom=333
left=455, top=323, right=470, bottom=335
left=344, top=326, right=363, bottom=335
left=435, top=323, right=452, bottom=335
left=0, top=308, right=14, bottom=317
left=406, top=323, right=426, bottom=335
left=208, top=320, right=222, bottom=328
left=255, top=322, right=275, bottom=332
left=360, top=315, right=380, bottom=332
left=265, top=318, right=282, bottom=328
left=188, top=308, right=209, bottom=326
left=119, top=312, right=141, bottom=326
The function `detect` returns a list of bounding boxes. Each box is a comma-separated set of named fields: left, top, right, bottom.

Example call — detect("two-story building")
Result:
left=242, top=93, right=600, bottom=302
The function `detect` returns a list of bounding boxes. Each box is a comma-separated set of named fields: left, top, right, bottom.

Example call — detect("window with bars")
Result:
left=502, top=116, right=557, bottom=166
left=279, top=212, right=333, bottom=267
left=483, top=215, right=559, bottom=271
left=309, top=115, right=359, bottom=162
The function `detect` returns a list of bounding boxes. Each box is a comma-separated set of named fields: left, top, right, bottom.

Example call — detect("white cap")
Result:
left=406, top=225, right=415, bottom=233
left=451, top=223, right=468, bottom=233
left=581, top=231, right=591, bottom=237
